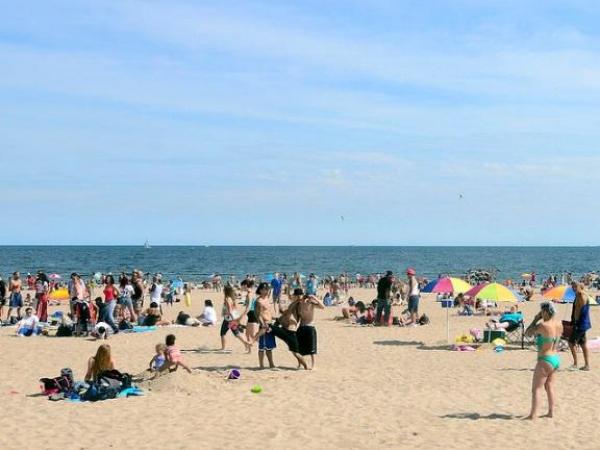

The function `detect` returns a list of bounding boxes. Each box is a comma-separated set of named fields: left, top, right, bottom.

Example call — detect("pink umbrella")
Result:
left=49, top=274, right=62, bottom=280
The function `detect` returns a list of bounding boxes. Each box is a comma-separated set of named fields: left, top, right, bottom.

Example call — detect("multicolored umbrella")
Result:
left=422, top=277, right=472, bottom=294
left=465, top=282, right=521, bottom=303
left=542, top=285, right=576, bottom=303
left=543, top=285, right=598, bottom=304
left=49, top=273, right=61, bottom=280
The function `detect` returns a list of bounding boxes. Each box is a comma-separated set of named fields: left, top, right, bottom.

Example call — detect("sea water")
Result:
left=0, top=246, right=598, bottom=282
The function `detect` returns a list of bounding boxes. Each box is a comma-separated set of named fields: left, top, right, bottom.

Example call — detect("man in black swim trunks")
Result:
left=375, top=271, right=394, bottom=326
left=296, top=289, right=324, bottom=370
left=268, top=288, right=308, bottom=369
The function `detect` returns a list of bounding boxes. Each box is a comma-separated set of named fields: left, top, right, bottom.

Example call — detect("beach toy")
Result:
left=228, top=369, right=241, bottom=380
left=250, top=385, right=262, bottom=394
left=495, top=345, right=505, bottom=353
left=492, top=338, right=506, bottom=347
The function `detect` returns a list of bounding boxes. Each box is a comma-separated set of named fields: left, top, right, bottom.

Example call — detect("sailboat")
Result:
left=144, top=239, right=151, bottom=249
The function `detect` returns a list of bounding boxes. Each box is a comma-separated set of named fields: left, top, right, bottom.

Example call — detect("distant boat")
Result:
left=144, top=240, right=151, bottom=249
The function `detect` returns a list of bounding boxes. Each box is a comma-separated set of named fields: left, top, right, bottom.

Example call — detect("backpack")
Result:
left=99, top=369, right=132, bottom=389
left=40, top=368, right=74, bottom=396
left=82, top=370, right=131, bottom=402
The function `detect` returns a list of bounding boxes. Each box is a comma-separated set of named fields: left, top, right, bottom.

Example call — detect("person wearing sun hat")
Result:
left=406, top=268, right=420, bottom=326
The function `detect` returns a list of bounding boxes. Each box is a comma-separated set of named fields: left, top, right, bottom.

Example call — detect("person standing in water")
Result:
left=568, top=283, right=591, bottom=371
left=296, top=290, right=324, bottom=370
left=525, top=302, right=562, bottom=420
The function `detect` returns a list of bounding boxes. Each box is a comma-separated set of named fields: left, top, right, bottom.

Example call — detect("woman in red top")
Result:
left=102, top=275, right=119, bottom=333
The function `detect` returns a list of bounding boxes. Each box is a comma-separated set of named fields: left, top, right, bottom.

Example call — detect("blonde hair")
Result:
left=91, top=344, right=112, bottom=380
left=155, top=343, right=167, bottom=354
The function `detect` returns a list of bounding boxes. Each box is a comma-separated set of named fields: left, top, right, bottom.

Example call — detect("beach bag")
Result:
left=40, top=368, right=74, bottom=396
left=99, top=369, right=132, bottom=389
left=83, top=370, right=131, bottom=402
left=562, top=320, right=573, bottom=340
left=56, top=324, right=74, bottom=337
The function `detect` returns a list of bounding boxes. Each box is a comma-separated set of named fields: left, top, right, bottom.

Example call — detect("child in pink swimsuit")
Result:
left=160, top=334, right=192, bottom=374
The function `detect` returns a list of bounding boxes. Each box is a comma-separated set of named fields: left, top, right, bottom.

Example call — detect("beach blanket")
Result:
left=123, top=326, right=158, bottom=333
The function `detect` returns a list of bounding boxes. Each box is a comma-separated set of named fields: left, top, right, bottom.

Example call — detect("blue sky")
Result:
left=2, top=0, right=600, bottom=245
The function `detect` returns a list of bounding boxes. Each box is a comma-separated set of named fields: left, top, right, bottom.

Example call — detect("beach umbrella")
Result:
left=422, top=277, right=471, bottom=344
left=422, top=277, right=472, bottom=294
left=543, top=285, right=598, bottom=305
left=49, top=273, right=61, bottom=280
left=465, top=282, right=520, bottom=303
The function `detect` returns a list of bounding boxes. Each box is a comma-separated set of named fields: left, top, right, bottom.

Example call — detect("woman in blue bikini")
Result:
left=524, top=302, right=563, bottom=420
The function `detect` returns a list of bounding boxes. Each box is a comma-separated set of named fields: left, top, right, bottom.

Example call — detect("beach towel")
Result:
left=124, top=326, right=158, bottom=333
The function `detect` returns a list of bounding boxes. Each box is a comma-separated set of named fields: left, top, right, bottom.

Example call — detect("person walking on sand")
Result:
left=296, top=289, right=324, bottom=369
left=220, top=285, right=252, bottom=352
left=375, top=271, right=394, bottom=326
left=524, top=302, right=562, bottom=420
left=568, top=283, right=591, bottom=371
left=271, top=272, right=283, bottom=313
left=407, top=268, right=420, bottom=326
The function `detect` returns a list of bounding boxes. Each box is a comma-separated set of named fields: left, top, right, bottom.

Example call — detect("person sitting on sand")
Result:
left=198, top=299, right=217, bottom=326
left=16, top=307, right=41, bottom=336
left=85, top=344, right=115, bottom=382
left=453, top=293, right=465, bottom=308
left=341, top=297, right=357, bottom=319
left=175, top=311, right=200, bottom=327
left=524, top=302, right=562, bottom=420
left=141, top=302, right=171, bottom=326
left=156, top=334, right=192, bottom=375
left=149, top=343, right=167, bottom=372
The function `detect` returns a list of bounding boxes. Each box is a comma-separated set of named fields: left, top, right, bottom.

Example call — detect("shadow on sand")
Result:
left=373, top=340, right=425, bottom=347
left=192, top=364, right=300, bottom=372
left=441, top=412, right=516, bottom=421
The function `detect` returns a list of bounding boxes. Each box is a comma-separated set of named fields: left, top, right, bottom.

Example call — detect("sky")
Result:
left=2, top=0, right=600, bottom=245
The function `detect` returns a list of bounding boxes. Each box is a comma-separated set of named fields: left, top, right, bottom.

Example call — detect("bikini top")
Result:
left=535, top=334, right=560, bottom=351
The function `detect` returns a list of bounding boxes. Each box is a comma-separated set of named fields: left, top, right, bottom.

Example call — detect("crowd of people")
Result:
left=1, top=265, right=597, bottom=420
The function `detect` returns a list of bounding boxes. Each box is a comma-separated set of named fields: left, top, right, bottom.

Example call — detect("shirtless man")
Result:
left=269, top=289, right=308, bottom=369
left=254, top=282, right=276, bottom=369
left=7, top=272, right=23, bottom=321
left=296, top=290, right=324, bottom=369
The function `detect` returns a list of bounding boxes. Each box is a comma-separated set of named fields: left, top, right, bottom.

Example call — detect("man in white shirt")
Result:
left=149, top=276, right=163, bottom=312
left=17, top=308, right=40, bottom=336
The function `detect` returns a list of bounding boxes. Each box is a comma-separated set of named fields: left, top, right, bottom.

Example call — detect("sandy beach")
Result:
left=1, top=287, right=599, bottom=450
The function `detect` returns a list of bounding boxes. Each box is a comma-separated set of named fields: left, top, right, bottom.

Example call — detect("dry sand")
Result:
left=1, top=287, right=599, bottom=450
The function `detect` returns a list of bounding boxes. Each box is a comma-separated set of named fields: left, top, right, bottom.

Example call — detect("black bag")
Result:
left=56, top=324, right=73, bottom=337
left=99, top=369, right=132, bottom=389
left=40, top=367, right=74, bottom=395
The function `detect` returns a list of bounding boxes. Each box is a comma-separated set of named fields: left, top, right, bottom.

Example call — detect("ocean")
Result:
left=0, top=246, right=598, bottom=282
